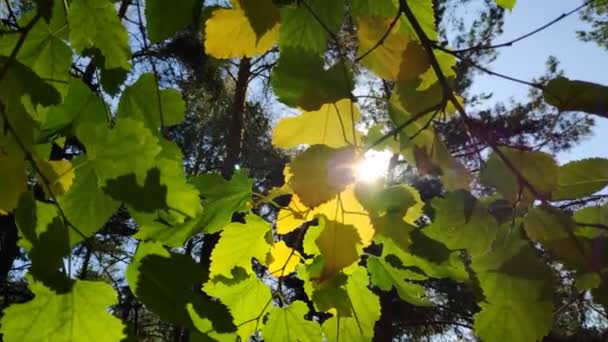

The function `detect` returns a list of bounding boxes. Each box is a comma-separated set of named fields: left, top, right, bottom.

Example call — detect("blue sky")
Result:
left=469, top=0, right=608, bottom=163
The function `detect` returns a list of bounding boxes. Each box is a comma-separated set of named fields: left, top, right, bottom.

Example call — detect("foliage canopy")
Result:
left=0, top=0, right=608, bottom=341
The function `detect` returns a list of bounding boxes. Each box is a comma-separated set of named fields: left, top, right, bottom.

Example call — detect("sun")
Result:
left=355, top=150, right=393, bottom=183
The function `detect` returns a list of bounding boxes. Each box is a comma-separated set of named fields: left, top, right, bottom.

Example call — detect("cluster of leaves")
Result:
left=1, top=0, right=608, bottom=341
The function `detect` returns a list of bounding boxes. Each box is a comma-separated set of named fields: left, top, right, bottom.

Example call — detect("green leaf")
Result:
left=472, top=228, right=554, bottom=342
left=190, top=169, right=253, bottom=234
left=203, top=269, right=273, bottom=341
left=278, top=0, right=344, bottom=54
left=271, top=49, right=353, bottom=111
left=262, top=301, right=322, bottom=342
left=118, top=73, right=185, bottom=130
left=553, top=158, right=608, bottom=200
left=423, top=191, right=497, bottom=256
left=15, top=194, right=71, bottom=290
left=382, top=235, right=469, bottom=282
left=355, top=182, right=420, bottom=249
left=573, top=204, right=608, bottom=238
left=187, top=303, right=237, bottom=342
left=39, top=78, right=108, bottom=139
left=350, top=0, right=398, bottom=17
left=56, top=158, right=120, bottom=243
left=209, top=214, right=271, bottom=278
left=543, top=77, right=608, bottom=118
left=524, top=205, right=590, bottom=270
left=314, top=216, right=362, bottom=280
left=127, top=241, right=208, bottom=326
left=146, top=0, right=198, bottom=43
left=0, top=18, right=72, bottom=96
left=367, top=256, right=430, bottom=306
left=0, top=142, right=26, bottom=214
left=480, top=147, right=558, bottom=203
left=322, top=266, right=381, bottom=342
left=400, top=0, right=437, bottom=41
left=272, top=99, right=361, bottom=148
left=289, top=145, right=356, bottom=207
left=77, top=118, right=162, bottom=184
left=0, top=279, right=125, bottom=341
left=68, top=0, right=131, bottom=70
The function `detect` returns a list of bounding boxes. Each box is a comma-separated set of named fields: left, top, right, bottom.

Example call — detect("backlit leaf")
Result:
left=209, top=214, right=271, bottom=278
left=203, top=269, right=272, bottom=340
left=271, top=49, right=353, bottom=110
left=289, top=145, right=356, bottom=207
left=68, top=0, right=131, bottom=70
left=553, top=158, right=608, bottom=200
left=0, top=279, right=125, bottom=341
left=322, top=266, right=381, bottom=342
left=118, top=73, right=186, bottom=129
left=266, top=240, right=302, bottom=276
left=279, top=0, right=344, bottom=54
left=480, top=147, right=558, bottom=203
left=190, top=170, right=253, bottom=234
left=423, top=191, right=497, bottom=256
left=273, top=99, right=361, bottom=148
left=314, top=216, right=362, bottom=280
left=357, top=16, right=429, bottom=81
left=472, top=228, right=554, bottom=342
left=367, top=256, right=430, bottom=306
left=262, top=301, right=322, bottom=342
left=204, top=4, right=279, bottom=58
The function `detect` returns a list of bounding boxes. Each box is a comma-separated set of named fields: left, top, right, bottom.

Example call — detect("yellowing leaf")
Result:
left=38, top=159, right=75, bottom=195
left=357, top=16, right=429, bottom=81
left=276, top=190, right=309, bottom=235
left=204, top=4, right=279, bottom=59
left=289, top=145, right=356, bottom=208
left=272, top=99, right=362, bottom=148
left=313, top=185, right=375, bottom=246
left=267, top=240, right=301, bottom=276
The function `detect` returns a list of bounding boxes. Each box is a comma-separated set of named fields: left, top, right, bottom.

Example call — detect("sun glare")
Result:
left=355, top=150, right=393, bottom=183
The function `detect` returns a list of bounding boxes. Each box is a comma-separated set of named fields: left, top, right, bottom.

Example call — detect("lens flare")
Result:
left=355, top=150, right=392, bottom=183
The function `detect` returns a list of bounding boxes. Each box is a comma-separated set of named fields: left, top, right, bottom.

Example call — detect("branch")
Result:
left=435, top=45, right=544, bottom=89
left=365, top=101, right=445, bottom=151
left=400, top=0, right=547, bottom=201
left=447, top=1, right=593, bottom=53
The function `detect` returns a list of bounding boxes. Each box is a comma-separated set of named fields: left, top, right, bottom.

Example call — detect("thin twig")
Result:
left=355, top=6, right=402, bottom=62
left=445, top=1, right=593, bottom=53
left=436, top=45, right=544, bottom=89
left=366, top=101, right=445, bottom=151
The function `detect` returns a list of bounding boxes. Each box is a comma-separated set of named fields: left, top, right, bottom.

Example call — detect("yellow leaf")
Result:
left=276, top=193, right=308, bottom=234
left=267, top=240, right=301, bottom=276
left=402, top=184, right=424, bottom=225
left=272, top=99, right=362, bottom=148
left=357, top=16, right=429, bottom=81
left=38, top=159, right=76, bottom=196
left=204, top=2, right=279, bottom=59
left=312, top=185, right=375, bottom=246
